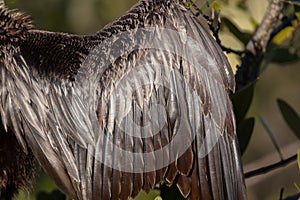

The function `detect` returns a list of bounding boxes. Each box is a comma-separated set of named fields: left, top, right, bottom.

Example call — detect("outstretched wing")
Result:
left=1, top=0, right=247, bottom=199
left=57, top=1, right=245, bottom=199
left=90, top=3, right=245, bottom=199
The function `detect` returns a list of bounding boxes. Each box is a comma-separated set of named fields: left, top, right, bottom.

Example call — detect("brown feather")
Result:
left=0, top=1, right=247, bottom=200
left=176, top=175, right=191, bottom=198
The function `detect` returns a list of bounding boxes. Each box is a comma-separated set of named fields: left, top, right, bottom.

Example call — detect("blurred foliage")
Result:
left=297, top=148, right=300, bottom=170
left=36, top=189, right=66, bottom=200
left=296, top=148, right=300, bottom=191
left=4, top=0, right=299, bottom=199
left=237, top=117, right=255, bottom=155
left=232, top=83, right=255, bottom=124
left=232, top=83, right=255, bottom=155
left=277, top=99, right=300, bottom=139
left=212, top=0, right=300, bottom=158
left=132, top=189, right=161, bottom=200
left=259, top=116, right=284, bottom=159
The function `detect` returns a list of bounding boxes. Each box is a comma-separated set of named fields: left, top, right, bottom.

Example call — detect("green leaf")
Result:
left=267, top=47, right=299, bottom=63
left=298, top=148, right=300, bottom=170
left=277, top=99, right=300, bottom=139
left=259, top=116, right=283, bottom=159
left=294, top=4, right=300, bottom=19
left=222, top=17, right=252, bottom=45
left=220, top=2, right=255, bottom=32
left=237, top=118, right=255, bottom=155
left=134, top=189, right=161, bottom=200
left=295, top=182, right=300, bottom=191
left=246, top=0, right=268, bottom=23
left=272, top=26, right=295, bottom=45
left=232, top=83, right=255, bottom=124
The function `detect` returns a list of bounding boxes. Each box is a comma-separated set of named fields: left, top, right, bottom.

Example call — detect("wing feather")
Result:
left=1, top=0, right=246, bottom=199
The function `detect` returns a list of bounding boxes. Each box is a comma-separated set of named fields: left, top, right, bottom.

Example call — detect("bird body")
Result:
left=0, top=0, right=247, bottom=199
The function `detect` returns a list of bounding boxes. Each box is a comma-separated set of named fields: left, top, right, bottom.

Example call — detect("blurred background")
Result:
left=4, top=0, right=300, bottom=199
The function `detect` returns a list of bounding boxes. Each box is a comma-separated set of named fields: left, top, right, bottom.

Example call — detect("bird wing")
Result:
left=0, top=0, right=247, bottom=199
left=53, top=1, right=245, bottom=199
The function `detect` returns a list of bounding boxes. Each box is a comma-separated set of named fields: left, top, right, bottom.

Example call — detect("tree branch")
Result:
left=235, top=0, right=285, bottom=91
left=244, top=154, right=297, bottom=178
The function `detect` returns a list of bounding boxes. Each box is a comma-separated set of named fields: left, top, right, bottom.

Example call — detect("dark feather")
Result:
left=0, top=0, right=247, bottom=199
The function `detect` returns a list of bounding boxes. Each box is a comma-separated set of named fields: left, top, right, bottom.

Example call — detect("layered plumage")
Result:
left=0, top=0, right=247, bottom=199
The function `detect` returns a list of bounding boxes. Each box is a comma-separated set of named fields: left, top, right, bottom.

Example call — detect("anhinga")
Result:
left=0, top=0, right=247, bottom=199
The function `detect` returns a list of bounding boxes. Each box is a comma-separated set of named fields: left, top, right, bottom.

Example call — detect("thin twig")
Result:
left=279, top=188, right=284, bottom=200
left=202, top=13, right=245, bottom=56
left=245, top=154, right=297, bottom=178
